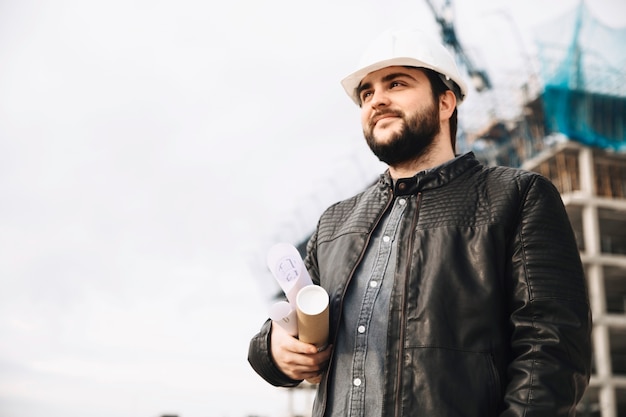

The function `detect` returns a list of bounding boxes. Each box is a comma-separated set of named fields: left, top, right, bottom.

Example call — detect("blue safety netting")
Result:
left=534, top=1, right=626, bottom=151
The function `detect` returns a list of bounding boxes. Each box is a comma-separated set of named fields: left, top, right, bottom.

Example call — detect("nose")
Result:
left=369, top=88, right=390, bottom=108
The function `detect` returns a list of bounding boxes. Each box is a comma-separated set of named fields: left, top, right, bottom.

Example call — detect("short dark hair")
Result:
left=420, top=68, right=458, bottom=152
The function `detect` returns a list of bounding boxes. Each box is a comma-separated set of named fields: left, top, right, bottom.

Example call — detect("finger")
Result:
left=315, top=344, right=333, bottom=360
left=272, top=322, right=318, bottom=354
left=299, top=368, right=323, bottom=380
left=281, top=363, right=322, bottom=381
left=305, top=374, right=322, bottom=384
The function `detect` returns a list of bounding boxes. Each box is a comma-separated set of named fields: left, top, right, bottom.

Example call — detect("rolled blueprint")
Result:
left=268, top=300, right=298, bottom=336
left=266, top=242, right=313, bottom=305
left=296, top=285, right=329, bottom=350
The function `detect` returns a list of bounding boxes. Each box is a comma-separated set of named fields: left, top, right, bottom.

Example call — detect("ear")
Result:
left=439, top=90, right=457, bottom=120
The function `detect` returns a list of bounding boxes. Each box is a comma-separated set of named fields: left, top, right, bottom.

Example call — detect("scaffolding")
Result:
left=467, top=1, right=626, bottom=166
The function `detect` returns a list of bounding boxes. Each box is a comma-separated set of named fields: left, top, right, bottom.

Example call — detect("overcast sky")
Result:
left=0, top=1, right=624, bottom=416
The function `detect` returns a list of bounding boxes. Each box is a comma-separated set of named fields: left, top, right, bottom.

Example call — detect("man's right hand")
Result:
left=270, top=321, right=332, bottom=383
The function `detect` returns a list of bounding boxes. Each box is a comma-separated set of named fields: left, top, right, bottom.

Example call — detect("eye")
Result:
left=360, top=90, right=373, bottom=102
left=390, top=80, right=403, bottom=88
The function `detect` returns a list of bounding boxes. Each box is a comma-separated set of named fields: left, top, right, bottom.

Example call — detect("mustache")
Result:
left=369, top=109, right=404, bottom=127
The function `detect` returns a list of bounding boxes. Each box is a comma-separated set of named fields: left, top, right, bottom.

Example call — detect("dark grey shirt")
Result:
left=325, top=195, right=408, bottom=417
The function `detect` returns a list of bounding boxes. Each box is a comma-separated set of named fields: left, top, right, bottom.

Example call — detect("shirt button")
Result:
left=353, top=378, right=362, bottom=387
left=369, top=281, right=378, bottom=288
left=383, top=235, right=391, bottom=243
left=398, top=198, right=406, bottom=205
left=358, top=325, right=366, bottom=333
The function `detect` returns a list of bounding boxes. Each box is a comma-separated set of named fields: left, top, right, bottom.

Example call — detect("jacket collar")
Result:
left=379, top=152, right=480, bottom=196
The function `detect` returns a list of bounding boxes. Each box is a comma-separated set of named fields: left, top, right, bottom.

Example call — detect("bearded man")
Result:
left=248, top=28, right=591, bottom=417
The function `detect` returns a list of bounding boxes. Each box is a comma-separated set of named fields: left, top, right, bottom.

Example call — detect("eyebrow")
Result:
left=356, top=72, right=418, bottom=97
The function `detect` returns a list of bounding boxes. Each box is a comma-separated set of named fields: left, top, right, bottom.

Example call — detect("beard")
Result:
left=363, top=100, right=440, bottom=166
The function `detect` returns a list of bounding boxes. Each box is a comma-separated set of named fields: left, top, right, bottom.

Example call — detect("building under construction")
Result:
left=269, top=2, right=626, bottom=416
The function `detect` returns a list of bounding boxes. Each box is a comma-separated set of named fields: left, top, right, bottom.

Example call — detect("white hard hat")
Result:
left=341, top=28, right=468, bottom=106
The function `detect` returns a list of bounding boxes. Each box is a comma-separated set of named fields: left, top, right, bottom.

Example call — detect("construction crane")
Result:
left=424, top=0, right=492, bottom=92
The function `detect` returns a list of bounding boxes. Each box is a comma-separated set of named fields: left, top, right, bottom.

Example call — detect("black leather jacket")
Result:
left=249, top=152, right=592, bottom=417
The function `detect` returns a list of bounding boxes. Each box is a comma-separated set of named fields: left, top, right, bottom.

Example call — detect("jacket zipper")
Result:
left=336, top=188, right=394, bottom=332
left=394, top=192, right=421, bottom=417
left=321, top=187, right=394, bottom=415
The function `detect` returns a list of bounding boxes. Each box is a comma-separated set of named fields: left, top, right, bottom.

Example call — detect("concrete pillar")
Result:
left=580, top=146, right=616, bottom=417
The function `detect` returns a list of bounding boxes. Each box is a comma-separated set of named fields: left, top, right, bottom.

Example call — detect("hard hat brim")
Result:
left=340, top=57, right=467, bottom=106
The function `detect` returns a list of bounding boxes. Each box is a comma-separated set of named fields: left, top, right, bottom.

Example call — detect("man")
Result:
left=248, top=28, right=592, bottom=417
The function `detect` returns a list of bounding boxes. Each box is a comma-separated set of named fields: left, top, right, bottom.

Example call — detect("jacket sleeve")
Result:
left=247, top=318, right=303, bottom=387
left=247, top=230, right=322, bottom=388
left=502, top=174, right=592, bottom=416
left=304, top=225, right=321, bottom=286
